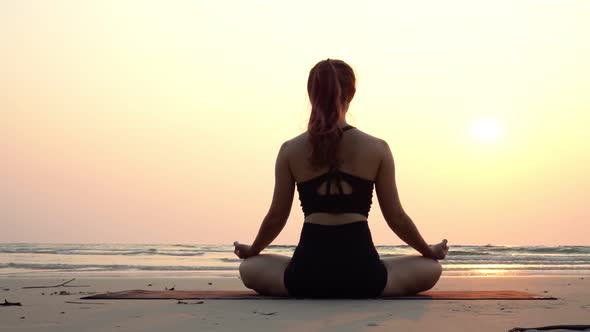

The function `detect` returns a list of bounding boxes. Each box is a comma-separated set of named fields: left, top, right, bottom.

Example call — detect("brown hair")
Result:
left=307, top=59, right=356, bottom=169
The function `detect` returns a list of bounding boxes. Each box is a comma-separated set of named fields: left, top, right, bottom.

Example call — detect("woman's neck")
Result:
left=337, top=103, right=350, bottom=128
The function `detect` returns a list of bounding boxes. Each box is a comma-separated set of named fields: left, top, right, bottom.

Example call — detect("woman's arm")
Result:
left=375, top=140, right=438, bottom=258
left=243, top=141, right=295, bottom=256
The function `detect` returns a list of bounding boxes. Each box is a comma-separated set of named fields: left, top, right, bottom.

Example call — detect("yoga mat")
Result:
left=509, top=326, right=590, bottom=332
left=82, top=290, right=556, bottom=300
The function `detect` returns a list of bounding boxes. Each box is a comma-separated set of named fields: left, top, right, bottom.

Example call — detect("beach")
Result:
left=1, top=244, right=589, bottom=331
left=1, top=275, right=588, bottom=332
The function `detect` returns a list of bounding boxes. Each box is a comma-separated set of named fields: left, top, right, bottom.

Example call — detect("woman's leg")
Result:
left=380, top=255, right=443, bottom=297
left=238, top=254, right=291, bottom=296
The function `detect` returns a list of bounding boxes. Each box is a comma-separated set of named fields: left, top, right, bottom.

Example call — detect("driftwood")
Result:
left=177, top=300, right=204, bottom=304
left=509, top=325, right=590, bottom=331
left=253, top=310, right=278, bottom=316
left=22, top=278, right=90, bottom=289
left=1, top=299, right=21, bottom=306
left=65, top=301, right=108, bottom=305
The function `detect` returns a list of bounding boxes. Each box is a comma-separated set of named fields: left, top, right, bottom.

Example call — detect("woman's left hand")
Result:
left=233, top=241, right=258, bottom=259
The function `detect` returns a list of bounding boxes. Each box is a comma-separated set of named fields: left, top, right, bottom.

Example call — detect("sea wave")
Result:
left=2, top=243, right=589, bottom=276
left=2, top=262, right=589, bottom=273
left=0, top=262, right=236, bottom=272
left=442, top=265, right=590, bottom=271
left=219, top=258, right=242, bottom=263
left=0, top=248, right=206, bottom=257
left=442, top=245, right=590, bottom=255
left=3, top=244, right=589, bottom=255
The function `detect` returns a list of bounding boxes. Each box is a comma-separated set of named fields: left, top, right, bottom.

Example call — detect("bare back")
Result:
left=285, top=127, right=387, bottom=226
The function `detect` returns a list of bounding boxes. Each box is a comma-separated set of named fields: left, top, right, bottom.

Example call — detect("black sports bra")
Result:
left=297, top=126, right=375, bottom=217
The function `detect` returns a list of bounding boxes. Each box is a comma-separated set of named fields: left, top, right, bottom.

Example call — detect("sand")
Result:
left=0, top=276, right=588, bottom=332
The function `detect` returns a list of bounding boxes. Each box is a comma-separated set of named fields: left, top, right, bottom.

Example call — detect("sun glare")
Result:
left=471, top=118, right=502, bottom=144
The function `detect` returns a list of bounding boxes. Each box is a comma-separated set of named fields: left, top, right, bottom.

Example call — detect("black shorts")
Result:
left=283, top=220, right=388, bottom=299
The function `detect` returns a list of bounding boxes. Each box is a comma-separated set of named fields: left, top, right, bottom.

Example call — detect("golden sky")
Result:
left=1, top=1, right=588, bottom=245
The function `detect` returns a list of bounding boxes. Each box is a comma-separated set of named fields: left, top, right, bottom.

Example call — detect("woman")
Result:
left=233, top=59, right=448, bottom=298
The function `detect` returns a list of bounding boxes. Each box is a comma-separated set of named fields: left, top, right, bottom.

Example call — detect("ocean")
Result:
left=1, top=243, right=589, bottom=278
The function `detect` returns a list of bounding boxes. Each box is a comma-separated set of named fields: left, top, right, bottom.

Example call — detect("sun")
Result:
left=470, top=117, right=502, bottom=144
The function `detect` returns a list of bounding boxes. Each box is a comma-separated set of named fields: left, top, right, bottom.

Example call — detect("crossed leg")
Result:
left=238, top=254, right=442, bottom=297
left=238, top=254, right=291, bottom=296
left=379, top=255, right=443, bottom=296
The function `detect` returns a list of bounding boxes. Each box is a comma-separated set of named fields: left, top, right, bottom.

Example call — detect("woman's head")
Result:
left=307, top=59, right=356, bottom=169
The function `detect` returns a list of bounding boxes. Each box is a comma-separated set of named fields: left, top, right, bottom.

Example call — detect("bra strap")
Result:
left=326, top=168, right=345, bottom=195
left=341, top=125, right=355, bottom=132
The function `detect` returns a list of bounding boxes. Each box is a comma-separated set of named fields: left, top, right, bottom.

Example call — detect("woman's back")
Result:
left=282, top=124, right=391, bottom=298
left=285, top=126, right=387, bottom=225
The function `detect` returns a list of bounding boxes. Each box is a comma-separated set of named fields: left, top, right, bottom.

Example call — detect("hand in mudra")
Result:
left=428, top=239, right=449, bottom=260
left=233, top=241, right=258, bottom=259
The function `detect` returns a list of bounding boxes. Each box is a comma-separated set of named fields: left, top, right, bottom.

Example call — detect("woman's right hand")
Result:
left=427, top=239, right=449, bottom=260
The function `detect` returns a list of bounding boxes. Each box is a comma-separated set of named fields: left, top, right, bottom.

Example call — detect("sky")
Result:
left=1, top=1, right=589, bottom=245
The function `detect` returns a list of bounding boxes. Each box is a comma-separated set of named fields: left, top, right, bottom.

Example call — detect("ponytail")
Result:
left=307, top=59, right=356, bottom=170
